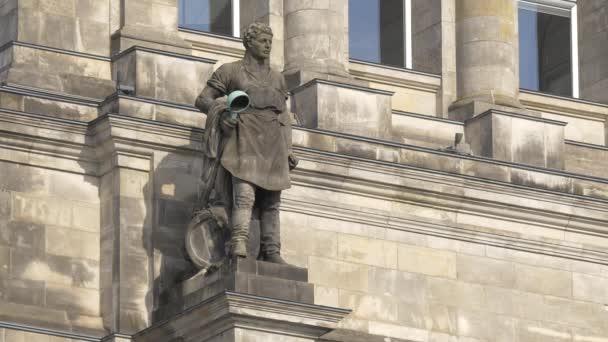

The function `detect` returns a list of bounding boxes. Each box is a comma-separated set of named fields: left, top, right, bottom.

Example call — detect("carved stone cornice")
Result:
left=133, top=291, right=351, bottom=342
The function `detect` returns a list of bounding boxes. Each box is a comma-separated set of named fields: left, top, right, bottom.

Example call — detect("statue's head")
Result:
left=243, top=22, right=273, bottom=60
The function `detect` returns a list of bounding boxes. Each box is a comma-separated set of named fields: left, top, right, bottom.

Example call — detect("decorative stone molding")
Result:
left=134, top=291, right=351, bottom=342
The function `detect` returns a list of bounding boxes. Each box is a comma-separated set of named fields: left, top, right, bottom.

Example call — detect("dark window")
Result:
left=518, top=5, right=572, bottom=96
left=179, top=0, right=233, bottom=36
left=349, top=0, right=405, bottom=67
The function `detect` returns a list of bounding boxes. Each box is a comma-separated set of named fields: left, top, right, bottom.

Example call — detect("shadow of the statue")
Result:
left=144, top=138, right=261, bottom=324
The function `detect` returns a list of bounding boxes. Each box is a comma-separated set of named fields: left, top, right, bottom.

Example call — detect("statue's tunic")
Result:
left=207, top=60, right=291, bottom=191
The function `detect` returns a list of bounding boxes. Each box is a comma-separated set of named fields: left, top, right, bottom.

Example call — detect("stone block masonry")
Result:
left=0, top=160, right=103, bottom=335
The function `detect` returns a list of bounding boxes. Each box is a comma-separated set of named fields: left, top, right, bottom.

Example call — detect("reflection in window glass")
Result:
left=518, top=6, right=572, bottom=96
left=179, top=0, right=232, bottom=36
left=349, top=0, right=405, bottom=67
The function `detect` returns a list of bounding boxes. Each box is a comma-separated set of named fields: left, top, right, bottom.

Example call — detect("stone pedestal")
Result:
left=291, top=79, right=393, bottom=140
left=141, top=258, right=349, bottom=342
left=111, top=46, right=215, bottom=105
left=464, top=109, right=566, bottom=169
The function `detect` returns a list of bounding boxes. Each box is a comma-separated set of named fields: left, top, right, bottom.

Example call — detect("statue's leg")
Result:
left=258, top=190, right=287, bottom=264
left=230, top=176, right=256, bottom=257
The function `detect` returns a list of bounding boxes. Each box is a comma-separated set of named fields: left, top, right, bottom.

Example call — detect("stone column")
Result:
left=283, top=0, right=350, bottom=87
left=449, top=0, right=523, bottom=120
left=578, top=0, right=608, bottom=104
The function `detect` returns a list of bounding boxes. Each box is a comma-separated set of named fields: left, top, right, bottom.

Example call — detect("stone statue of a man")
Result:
left=195, top=22, right=297, bottom=264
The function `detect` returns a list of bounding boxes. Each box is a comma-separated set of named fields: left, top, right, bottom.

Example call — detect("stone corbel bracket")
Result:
left=133, top=291, right=351, bottom=342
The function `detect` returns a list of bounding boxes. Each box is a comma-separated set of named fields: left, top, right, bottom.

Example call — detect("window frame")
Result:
left=348, top=0, right=413, bottom=70
left=518, top=0, right=579, bottom=98
left=178, top=0, right=241, bottom=38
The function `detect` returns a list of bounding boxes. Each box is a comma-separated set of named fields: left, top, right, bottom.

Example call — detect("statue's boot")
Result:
left=230, top=208, right=251, bottom=258
left=259, top=204, right=287, bottom=264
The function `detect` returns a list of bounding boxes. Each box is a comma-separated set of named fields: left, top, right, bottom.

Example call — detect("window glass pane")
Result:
left=179, top=0, right=232, bottom=36
left=349, top=0, right=405, bottom=67
left=518, top=6, right=572, bottom=96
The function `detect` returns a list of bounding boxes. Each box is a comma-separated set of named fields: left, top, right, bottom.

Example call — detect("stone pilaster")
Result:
left=96, top=118, right=154, bottom=335
left=449, top=0, right=523, bottom=120
left=578, top=0, right=608, bottom=104
left=439, top=0, right=457, bottom=117
left=283, top=0, right=350, bottom=87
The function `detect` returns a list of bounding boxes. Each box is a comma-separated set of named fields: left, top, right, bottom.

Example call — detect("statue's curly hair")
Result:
left=243, top=22, right=273, bottom=49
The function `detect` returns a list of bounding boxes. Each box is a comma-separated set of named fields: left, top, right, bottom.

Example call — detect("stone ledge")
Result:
left=179, top=27, right=246, bottom=60
left=521, top=89, right=608, bottom=119
left=349, top=58, right=441, bottom=93
left=111, top=45, right=217, bottom=64
left=292, top=78, right=395, bottom=97
left=2, top=110, right=608, bottom=205
left=291, top=126, right=608, bottom=202
left=0, top=321, right=103, bottom=341
left=99, top=95, right=204, bottom=128
left=0, top=40, right=111, bottom=62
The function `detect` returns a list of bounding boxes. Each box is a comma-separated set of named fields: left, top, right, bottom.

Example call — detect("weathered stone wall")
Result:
left=280, top=147, right=608, bottom=341
left=18, top=0, right=110, bottom=56
left=5, top=43, right=114, bottom=102
left=8, top=0, right=115, bottom=100
left=282, top=215, right=608, bottom=341
left=0, top=161, right=102, bottom=334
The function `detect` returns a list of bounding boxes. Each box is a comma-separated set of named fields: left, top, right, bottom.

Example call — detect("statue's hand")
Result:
left=221, top=112, right=238, bottom=133
left=288, top=153, right=299, bottom=170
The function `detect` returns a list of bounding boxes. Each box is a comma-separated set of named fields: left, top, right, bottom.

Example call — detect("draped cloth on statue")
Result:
left=206, top=60, right=292, bottom=191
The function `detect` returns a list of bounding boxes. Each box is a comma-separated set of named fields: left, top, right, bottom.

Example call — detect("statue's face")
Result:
left=247, top=33, right=272, bottom=60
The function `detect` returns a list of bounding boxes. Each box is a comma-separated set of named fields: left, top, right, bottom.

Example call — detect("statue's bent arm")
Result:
left=195, top=86, right=223, bottom=114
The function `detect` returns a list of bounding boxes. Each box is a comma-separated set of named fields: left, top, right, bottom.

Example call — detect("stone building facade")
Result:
left=0, top=0, right=608, bottom=341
